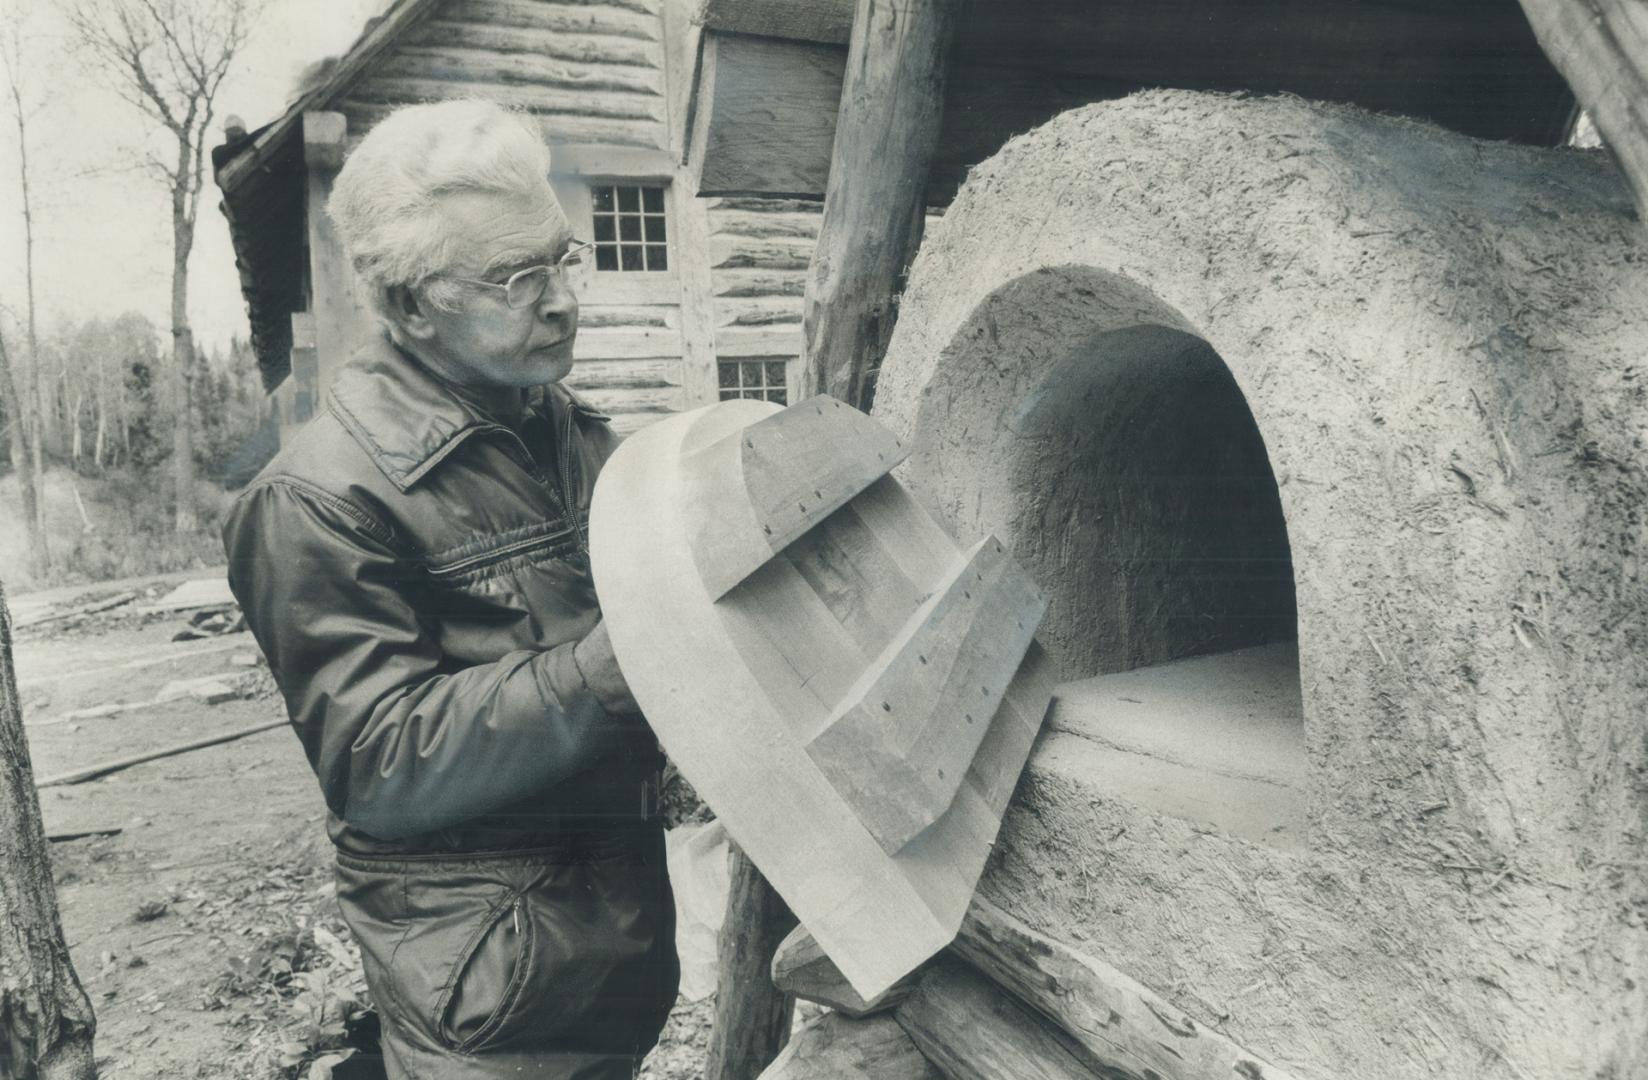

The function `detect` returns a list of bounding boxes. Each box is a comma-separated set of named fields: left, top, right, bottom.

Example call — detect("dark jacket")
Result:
left=223, top=334, right=661, bottom=858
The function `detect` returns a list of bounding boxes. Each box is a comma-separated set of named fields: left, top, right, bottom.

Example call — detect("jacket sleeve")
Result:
left=223, top=476, right=621, bottom=841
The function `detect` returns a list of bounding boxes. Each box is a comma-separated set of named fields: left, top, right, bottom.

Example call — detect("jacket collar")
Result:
left=328, top=332, right=604, bottom=492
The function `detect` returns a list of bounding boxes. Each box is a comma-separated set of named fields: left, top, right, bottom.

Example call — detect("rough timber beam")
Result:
left=1514, top=0, right=1648, bottom=221
left=776, top=899, right=1305, bottom=1080
left=799, top=0, right=961, bottom=407
left=758, top=1011, right=939, bottom=1080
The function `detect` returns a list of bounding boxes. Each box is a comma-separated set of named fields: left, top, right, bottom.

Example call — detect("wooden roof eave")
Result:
left=214, top=0, right=445, bottom=197
left=211, top=0, right=445, bottom=391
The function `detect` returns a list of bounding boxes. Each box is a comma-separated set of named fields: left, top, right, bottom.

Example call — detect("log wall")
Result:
left=705, top=197, right=821, bottom=402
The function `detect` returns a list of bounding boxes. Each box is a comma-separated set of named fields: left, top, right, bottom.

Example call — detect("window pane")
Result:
left=596, top=246, right=618, bottom=272
left=767, top=389, right=786, bottom=404
left=764, top=361, right=786, bottom=385
left=593, top=216, right=615, bottom=242
left=592, top=186, right=615, bottom=213
left=643, top=216, right=667, bottom=243
left=620, top=245, right=643, bottom=271
left=617, top=186, right=640, bottom=212
left=718, top=362, right=738, bottom=389
left=645, top=244, right=668, bottom=270
left=642, top=187, right=664, bottom=213
left=619, top=216, right=642, bottom=242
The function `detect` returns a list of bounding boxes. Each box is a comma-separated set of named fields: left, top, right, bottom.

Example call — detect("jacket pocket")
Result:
left=432, top=890, right=533, bottom=1052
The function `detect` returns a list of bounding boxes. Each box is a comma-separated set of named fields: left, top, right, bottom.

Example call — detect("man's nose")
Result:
left=537, top=271, right=577, bottom=325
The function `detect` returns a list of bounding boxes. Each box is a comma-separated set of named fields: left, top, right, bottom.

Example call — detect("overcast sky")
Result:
left=1, top=0, right=386, bottom=356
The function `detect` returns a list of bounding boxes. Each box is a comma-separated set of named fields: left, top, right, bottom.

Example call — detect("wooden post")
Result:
left=302, top=111, right=367, bottom=403
left=0, top=578, right=98, bottom=1080
left=1514, top=0, right=1648, bottom=221
left=705, top=842, right=798, bottom=1080
left=798, top=0, right=961, bottom=409
left=670, top=180, right=722, bottom=408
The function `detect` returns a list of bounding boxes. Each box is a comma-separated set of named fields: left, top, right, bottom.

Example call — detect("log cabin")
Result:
left=212, top=0, right=829, bottom=444
left=213, top=2, right=1648, bottom=1079
left=211, top=0, right=1582, bottom=444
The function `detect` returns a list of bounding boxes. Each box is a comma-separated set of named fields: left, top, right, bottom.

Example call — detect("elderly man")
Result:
left=223, top=100, right=678, bottom=1079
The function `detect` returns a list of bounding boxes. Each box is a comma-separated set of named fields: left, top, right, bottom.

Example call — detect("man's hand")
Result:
left=572, top=620, right=639, bottom=714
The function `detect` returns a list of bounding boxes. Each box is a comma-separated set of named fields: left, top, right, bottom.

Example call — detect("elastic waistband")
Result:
left=334, top=823, right=661, bottom=873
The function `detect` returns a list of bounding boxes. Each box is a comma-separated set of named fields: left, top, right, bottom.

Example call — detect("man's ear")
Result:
left=384, top=283, right=438, bottom=341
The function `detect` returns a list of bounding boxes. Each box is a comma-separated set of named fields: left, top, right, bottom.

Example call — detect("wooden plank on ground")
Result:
left=758, top=1012, right=940, bottom=1080
left=36, top=721, right=288, bottom=789
left=137, top=577, right=235, bottom=615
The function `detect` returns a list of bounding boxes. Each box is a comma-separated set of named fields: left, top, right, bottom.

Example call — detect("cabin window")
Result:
left=591, top=184, right=668, bottom=272
left=719, top=359, right=789, bottom=404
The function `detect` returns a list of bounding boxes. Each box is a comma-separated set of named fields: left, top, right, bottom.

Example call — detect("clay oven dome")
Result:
left=872, top=91, right=1648, bottom=1078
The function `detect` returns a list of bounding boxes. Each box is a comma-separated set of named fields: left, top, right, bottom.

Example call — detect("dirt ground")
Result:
left=11, top=574, right=713, bottom=1079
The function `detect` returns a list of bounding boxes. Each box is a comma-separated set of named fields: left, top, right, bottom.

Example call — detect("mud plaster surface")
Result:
left=872, top=90, right=1648, bottom=1079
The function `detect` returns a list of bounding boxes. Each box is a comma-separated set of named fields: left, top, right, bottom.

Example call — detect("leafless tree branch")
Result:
left=63, top=0, right=262, bottom=534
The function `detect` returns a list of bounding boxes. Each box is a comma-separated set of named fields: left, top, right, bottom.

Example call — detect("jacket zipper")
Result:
left=426, top=525, right=576, bottom=579
left=433, top=411, right=582, bottom=570
left=471, top=423, right=566, bottom=510
left=448, top=893, right=531, bottom=1053
left=557, top=408, right=584, bottom=553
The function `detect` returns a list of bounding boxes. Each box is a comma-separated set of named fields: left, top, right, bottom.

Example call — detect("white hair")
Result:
left=328, top=99, right=554, bottom=312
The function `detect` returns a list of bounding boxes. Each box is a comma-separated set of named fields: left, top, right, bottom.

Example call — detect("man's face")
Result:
left=414, top=185, right=579, bottom=389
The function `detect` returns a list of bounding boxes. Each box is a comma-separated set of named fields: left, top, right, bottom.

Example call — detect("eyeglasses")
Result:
left=432, top=239, right=595, bottom=309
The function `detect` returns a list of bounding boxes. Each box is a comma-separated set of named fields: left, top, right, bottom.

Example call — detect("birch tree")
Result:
left=1, top=14, right=49, bottom=574
left=65, top=0, right=256, bottom=532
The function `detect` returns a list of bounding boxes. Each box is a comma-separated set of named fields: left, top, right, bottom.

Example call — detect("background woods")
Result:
left=64, top=0, right=259, bottom=535
left=0, top=311, right=270, bottom=589
left=0, top=0, right=271, bottom=591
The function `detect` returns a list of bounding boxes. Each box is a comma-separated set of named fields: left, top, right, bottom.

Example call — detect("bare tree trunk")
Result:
left=3, top=44, right=49, bottom=573
left=170, top=208, right=197, bottom=533
left=68, top=392, right=82, bottom=466
left=92, top=405, right=105, bottom=471
left=0, top=579, right=98, bottom=1078
left=0, top=334, right=47, bottom=576
left=37, top=368, right=59, bottom=464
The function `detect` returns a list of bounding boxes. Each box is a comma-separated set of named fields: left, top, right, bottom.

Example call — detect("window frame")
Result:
left=551, top=176, right=679, bottom=305
left=717, top=357, right=792, bottom=406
